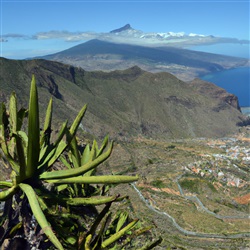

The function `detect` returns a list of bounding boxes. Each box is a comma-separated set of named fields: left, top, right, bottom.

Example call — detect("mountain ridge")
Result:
left=0, top=57, right=247, bottom=140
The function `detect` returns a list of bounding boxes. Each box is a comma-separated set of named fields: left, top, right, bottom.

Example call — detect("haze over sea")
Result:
left=191, top=44, right=249, bottom=108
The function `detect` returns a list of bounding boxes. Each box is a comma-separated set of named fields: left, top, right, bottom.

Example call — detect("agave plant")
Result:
left=0, top=75, right=160, bottom=249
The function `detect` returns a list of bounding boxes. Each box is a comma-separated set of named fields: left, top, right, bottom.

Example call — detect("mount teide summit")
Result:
left=0, top=57, right=247, bottom=139
left=110, top=23, right=132, bottom=33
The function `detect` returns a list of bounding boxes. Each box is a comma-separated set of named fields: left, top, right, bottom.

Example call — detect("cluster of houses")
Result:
left=182, top=137, right=249, bottom=188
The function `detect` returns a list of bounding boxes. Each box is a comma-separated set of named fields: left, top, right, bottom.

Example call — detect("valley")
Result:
left=1, top=119, right=249, bottom=249
left=106, top=132, right=250, bottom=249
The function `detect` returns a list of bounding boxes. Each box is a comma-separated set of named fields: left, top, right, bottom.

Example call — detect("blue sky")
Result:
left=1, top=0, right=249, bottom=59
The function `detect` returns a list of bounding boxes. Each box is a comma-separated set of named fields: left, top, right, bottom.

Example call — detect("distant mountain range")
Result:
left=30, top=23, right=249, bottom=48
left=39, top=39, right=248, bottom=81
left=0, top=57, right=247, bottom=140
left=107, top=23, right=248, bottom=45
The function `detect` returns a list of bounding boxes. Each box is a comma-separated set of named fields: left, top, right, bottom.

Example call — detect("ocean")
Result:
left=190, top=43, right=249, bottom=108
left=201, top=67, right=250, bottom=107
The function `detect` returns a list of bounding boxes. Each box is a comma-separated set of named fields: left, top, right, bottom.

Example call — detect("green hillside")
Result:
left=0, top=57, right=247, bottom=140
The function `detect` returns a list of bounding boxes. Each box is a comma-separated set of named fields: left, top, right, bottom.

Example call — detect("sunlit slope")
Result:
left=0, top=57, right=246, bottom=139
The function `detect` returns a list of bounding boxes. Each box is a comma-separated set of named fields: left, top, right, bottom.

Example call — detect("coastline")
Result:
left=201, top=66, right=250, bottom=107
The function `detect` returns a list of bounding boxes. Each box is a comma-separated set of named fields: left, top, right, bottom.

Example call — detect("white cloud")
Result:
left=2, top=28, right=249, bottom=47
left=32, top=30, right=98, bottom=42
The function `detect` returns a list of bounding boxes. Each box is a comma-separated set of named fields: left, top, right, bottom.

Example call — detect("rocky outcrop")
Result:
left=189, top=78, right=241, bottom=112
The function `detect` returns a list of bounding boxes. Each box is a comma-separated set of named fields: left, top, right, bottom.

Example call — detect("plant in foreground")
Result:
left=0, top=76, right=161, bottom=249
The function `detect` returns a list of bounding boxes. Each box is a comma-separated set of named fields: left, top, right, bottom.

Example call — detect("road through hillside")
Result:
left=131, top=181, right=250, bottom=239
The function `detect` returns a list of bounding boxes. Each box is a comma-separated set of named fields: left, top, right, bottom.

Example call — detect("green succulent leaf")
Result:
left=0, top=126, right=19, bottom=173
left=0, top=181, right=13, bottom=188
left=15, top=133, right=27, bottom=181
left=81, top=144, right=90, bottom=166
left=19, top=183, right=64, bottom=250
left=96, top=135, right=109, bottom=157
left=40, top=142, right=113, bottom=180
left=9, top=222, right=23, bottom=236
left=84, top=234, right=92, bottom=250
left=116, top=212, right=128, bottom=233
left=9, top=92, right=17, bottom=134
left=65, top=195, right=118, bottom=206
left=101, top=219, right=139, bottom=248
left=47, top=140, right=67, bottom=167
left=88, top=202, right=112, bottom=240
left=26, top=75, right=40, bottom=178
left=69, top=104, right=87, bottom=136
left=40, top=98, right=53, bottom=146
left=59, top=155, right=72, bottom=169
left=84, top=140, right=97, bottom=177
left=93, top=212, right=112, bottom=249
left=0, top=186, right=16, bottom=201
left=0, top=125, right=9, bottom=155
left=90, top=140, right=97, bottom=161
left=46, top=175, right=139, bottom=184
left=69, top=136, right=81, bottom=168
left=138, top=237, right=163, bottom=250
left=38, top=121, right=68, bottom=171
left=53, top=120, right=68, bottom=147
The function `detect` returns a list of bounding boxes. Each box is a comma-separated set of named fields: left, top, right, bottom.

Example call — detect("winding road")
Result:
left=131, top=177, right=250, bottom=239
